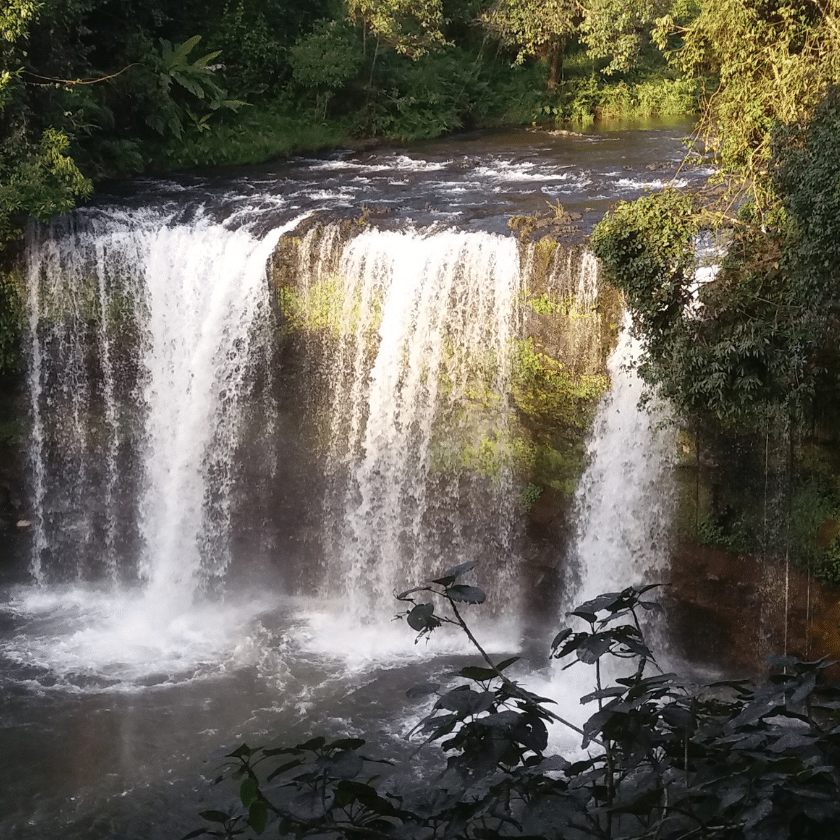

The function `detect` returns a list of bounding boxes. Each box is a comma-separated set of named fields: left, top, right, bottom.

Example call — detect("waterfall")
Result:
left=24, top=208, right=288, bottom=608
left=21, top=195, right=655, bottom=660
left=568, top=314, right=675, bottom=606
left=286, top=226, right=524, bottom=618
left=23, top=209, right=534, bottom=627
left=1, top=129, right=731, bottom=840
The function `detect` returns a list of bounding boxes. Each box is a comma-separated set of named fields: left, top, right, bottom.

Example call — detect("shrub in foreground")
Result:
left=186, top=566, right=840, bottom=839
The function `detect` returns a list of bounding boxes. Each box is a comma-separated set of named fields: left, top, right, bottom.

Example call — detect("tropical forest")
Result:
left=2, top=0, right=840, bottom=839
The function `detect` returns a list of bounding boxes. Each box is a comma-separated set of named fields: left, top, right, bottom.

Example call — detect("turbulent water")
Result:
left=569, top=313, right=676, bottom=604
left=0, top=124, right=697, bottom=840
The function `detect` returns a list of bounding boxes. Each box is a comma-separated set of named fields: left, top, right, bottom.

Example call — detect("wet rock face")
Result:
left=666, top=540, right=840, bottom=677
left=666, top=421, right=840, bottom=675
left=666, top=543, right=768, bottom=673
left=266, top=219, right=621, bottom=609
left=508, top=207, right=588, bottom=247
left=0, top=375, right=31, bottom=585
left=520, top=485, right=576, bottom=620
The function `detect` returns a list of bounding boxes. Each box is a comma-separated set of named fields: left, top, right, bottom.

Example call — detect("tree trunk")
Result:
left=546, top=40, right=564, bottom=90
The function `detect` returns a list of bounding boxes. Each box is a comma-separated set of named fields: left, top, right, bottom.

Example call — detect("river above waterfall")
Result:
left=1, top=122, right=689, bottom=840
left=95, top=119, right=709, bottom=235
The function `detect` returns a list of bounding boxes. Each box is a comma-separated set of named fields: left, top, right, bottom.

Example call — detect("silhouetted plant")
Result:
left=185, top=564, right=840, bottom=839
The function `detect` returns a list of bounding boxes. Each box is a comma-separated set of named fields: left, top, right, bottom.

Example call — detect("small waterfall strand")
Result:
left=568, top=313, right=676, bottom=607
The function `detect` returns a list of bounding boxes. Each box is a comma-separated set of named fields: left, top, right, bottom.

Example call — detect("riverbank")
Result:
left=156, top=67, right=699, bottom=172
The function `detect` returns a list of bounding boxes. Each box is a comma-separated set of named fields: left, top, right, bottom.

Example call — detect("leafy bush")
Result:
left=0, top=269, right=23, bottom=376
left=511, top=337, right=607, bottom=431
left=288, top=19, right=364, bottom=118
left=696, top=512, right=752, bottom=554
left=592, top=85, right=840, bottom=434
left=164, top=108, right=349, bottom=169
left=791, top=466, right=840, bottom=587
left=359, top=48, right=486, bottom=140
left=185, top=567, right=840, bottom=839
left=655, top=0, right=840, bottom=177
left=590, top=188, right=698, bottom=359
left=208, top=0, right=292, bottom=100
left=0, top=128, right=92, bottom=247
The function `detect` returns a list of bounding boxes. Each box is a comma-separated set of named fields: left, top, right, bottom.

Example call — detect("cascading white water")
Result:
left=524, top=313, right=677, bottom=751
left=568, top=313, right=675, bottom=605
left=291, top=226, right=523, bottom=618
left=24, top=207, right=292, bottom=628
left=20, top=205, right=672, bottom=669
left=135, top=220, right=286, bottom=606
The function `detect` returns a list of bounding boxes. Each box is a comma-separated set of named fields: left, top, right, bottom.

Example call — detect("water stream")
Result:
left=568, top=313, right=676, bottom=605
left=0, top=124, right=697, bottom=839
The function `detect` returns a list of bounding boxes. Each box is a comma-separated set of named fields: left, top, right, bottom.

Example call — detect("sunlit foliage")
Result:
left=346, top=0, right=448, bottom=58
left=655, top=0, right=840, bottom=177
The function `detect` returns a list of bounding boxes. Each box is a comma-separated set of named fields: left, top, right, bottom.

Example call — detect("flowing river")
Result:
left=0, top=120, right=702, bottom=839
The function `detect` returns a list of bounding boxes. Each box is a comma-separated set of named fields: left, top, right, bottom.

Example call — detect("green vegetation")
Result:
left=0, top=0, right=707, bottom=382
left=426, top=331, right=607, bottom=494
left=654, top=0, right=840, bottom=179
left=0, top=0, right=706, bottom=383
left=186, top=573, right=840, bottom=839
left=0, top=0, right=702, bottom=267
left=510, top=337, right=608, bottom=496
left=590, top=0, right=840, bottom=580
left=482, top=0, right=577, bottom=89
left=277, top=276, right=380, bottom=340
left=0, top=268, right=24, bottom=376
left=512, top=337, right=607, bottom=430
left=561, top=73, right=698, bottom=122
left=519, top=480, right=543, bottom=510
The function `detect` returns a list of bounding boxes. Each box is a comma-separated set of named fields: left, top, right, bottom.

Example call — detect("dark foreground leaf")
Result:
left=447, top=584, right=486, bottom=604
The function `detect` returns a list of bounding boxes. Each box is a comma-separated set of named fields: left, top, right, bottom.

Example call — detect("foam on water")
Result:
left=0, top=584, right=280, bottom=691
left=297, top=605, right=521, bottom=669
left=307, top=155, right=448, bottom=174
left=614, top=176, right=690, bottom=192
left=473, top=161, right=569, bottom=182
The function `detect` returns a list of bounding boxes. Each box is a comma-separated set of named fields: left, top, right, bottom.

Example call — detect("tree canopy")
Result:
left=482, top=0, right=577, bottom=88
left=593, top=0, right=840, bottom=430
left=655, top=0, right=840, bottom=176
left=346, top=0, right=448, bottom=57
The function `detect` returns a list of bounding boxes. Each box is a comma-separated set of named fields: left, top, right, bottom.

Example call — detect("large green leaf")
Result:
left=240, top=777, right=259, bottom=808
left=447, top=584, right=486, bottom=604
left=407, top=602, right=441, bottom=632
left=198, top=810, right=229, bottom=823
left=248, top=800, right=268, bottom=835
left=432, top=560, right=478, bottom=586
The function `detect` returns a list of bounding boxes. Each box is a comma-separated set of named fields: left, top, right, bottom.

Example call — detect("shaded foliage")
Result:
left=0, top=268, right=24, bottom=377
left=589, top=0, right=840, bottom=586
left=186, top=569, right=840, bottom=839
left=481, top=0, right=577, bottom=89
left=580, top=0, right=670, bottom=76
left=592, top=85, right=840, bottom=434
